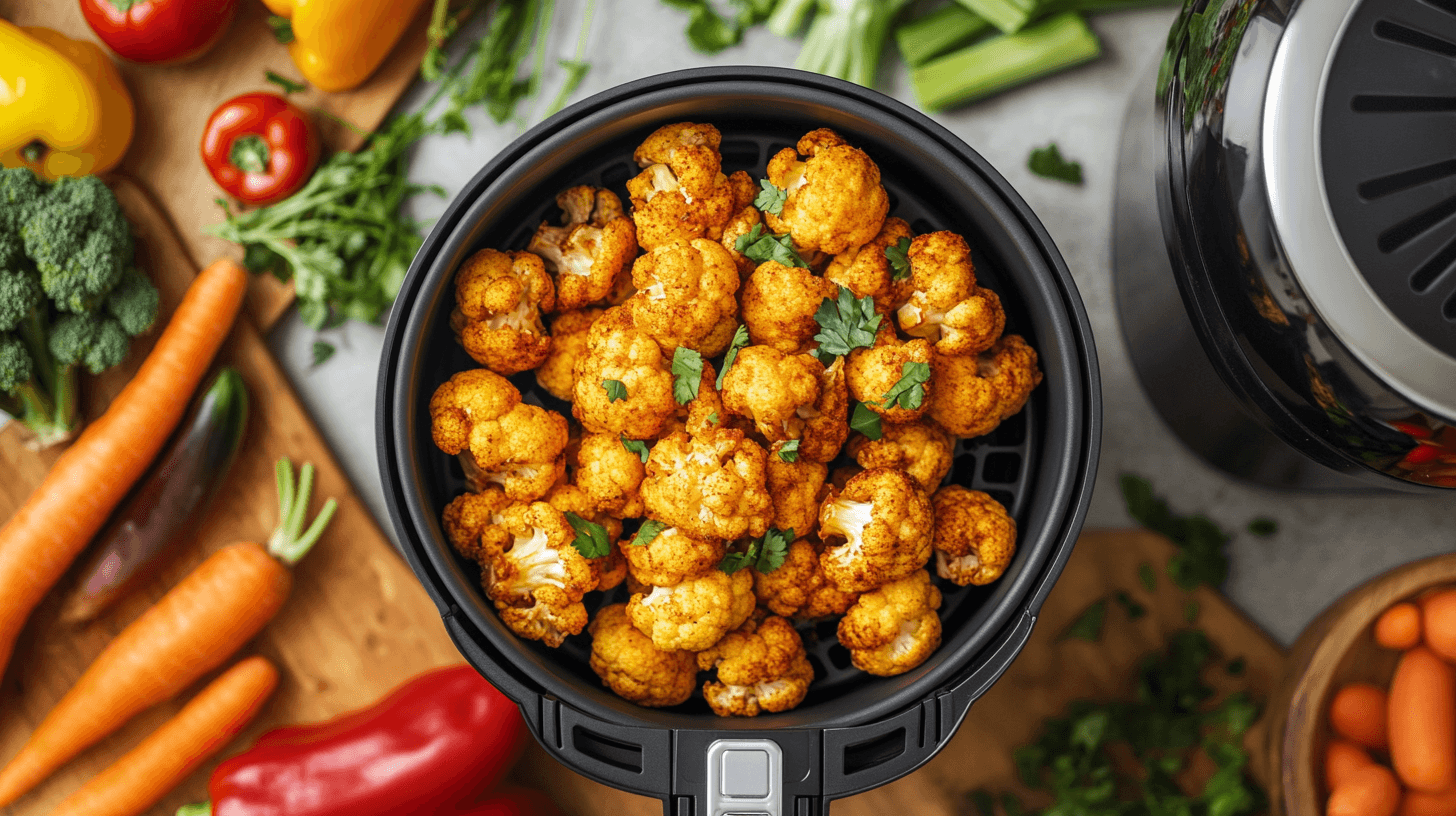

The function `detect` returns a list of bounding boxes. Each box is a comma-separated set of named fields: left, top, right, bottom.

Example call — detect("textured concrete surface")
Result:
left=266, top=0, right=1456, bottom=647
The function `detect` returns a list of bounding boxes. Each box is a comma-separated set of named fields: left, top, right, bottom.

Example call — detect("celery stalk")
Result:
left=911, top=11, right=1101, bottom=111
left=952, top=0, right=1043, bottom=34
left=794, top=0, right=915, bottom=88
left=895, top=4, right=991, bottom=67
left=768, top=0, right=817, bottom=37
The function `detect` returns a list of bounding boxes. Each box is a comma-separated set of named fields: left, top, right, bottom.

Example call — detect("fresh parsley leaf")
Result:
left=850, top=401, right=882, bottom=440
left=1028, top=142, right=1084, bottom=185
left=671, top=347, right=704, bottom=404
left=717, top=325, right=750, bottom=389
left=1138, top=561, right=1157, bottom=592
left=310, top=341, right=335, bottom=366
left=1247, top=517, right=1278, bottom=537
left=706, top=412, right=719, bottom=425
left=1121, top=474, right=1230, bottom=590
left=878, top=361, right=931, bottom=410
left=812, top=287, right=881, bottom=358
left=1114, top=590, right=1146, bottom=621
left=753, top=179, right=787, bottom=215
left=621, top=437, right=650, bottom=463
left=565, top=512, right=611, bottom=558
left=632, top=519, right=668, bottom=547
left=719, top=541, right=758, bottom=574
left=265, top=70, right=307, bottom=95
left=734, top=224, right=809, bottom=268
left=1059, top=599, right=1105, bottom=642
left=755, top=527, right=792, bottom=572
left=661, top=0, right=773, bottom=53
left=267, top=14, right=294, bottom=43
left=885, top=236, right=912, bottom=281
left=777, top=439, right=800, bottom=463
left=602, top=379, right=628, bottom=402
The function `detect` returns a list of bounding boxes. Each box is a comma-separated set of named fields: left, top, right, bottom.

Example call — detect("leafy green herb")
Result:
left=565, top=511, right=611, bottom=558
left=878, top=360, right=930, bottom=410
left=1114, top=590, right=1146, bottom=621
left=720, top=527, right=793, bottom=574
left=734, top=224, right=809, bottom=268
left=1185, top=599, right=1201, bottom=623
left=967, top=789, right=996, bottom=816
left=632, top=519, right=668, bottom=547
left=602, top=379, right=628, bottom=402
left=661, top=0, right=776, bottom=53
left=1028, top=142, right=1084, bottom=184
left=1247, top=517, right=1278, bottom=537
left=671, top=346, right=704, bottom=404
left=1059, top=599, right=1105, bottom=642
left=267, top=14, right=294, bottom=43
left=885, top=236, right=912, bottom=281
left=778, top=439, right=801, bottom=463
left=717, top=325, right=750, bottom=389
left=753, top=179, right=787, bottom=215
left=1138, top=561, right=1157, bottom=592
left=310, top=341, right=335, bottom=366
left=422, top=0, right=484, bottom=81
left=1000, top=793, right=1026, bottom=816
left=850, top=401, right=882, bottom=440
left=621, top=436, right=650, bottom=463
left=265, top=70, right=307, bottom=95
left=812, top=287, right=882, bottom=358
left=706, top=412, right=719, bottom=425
left=1121, top=474, right=1230, bottom=591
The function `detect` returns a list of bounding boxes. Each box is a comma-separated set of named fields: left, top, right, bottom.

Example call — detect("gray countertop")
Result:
left=264, top=0, right=1454, bottom=648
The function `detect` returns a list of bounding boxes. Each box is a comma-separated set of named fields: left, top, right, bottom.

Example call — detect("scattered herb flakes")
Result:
left=717, top=325, right=750, bottom=389
left=671, top=346, right=704, bottom=404
left=1226, top=657, right=1246, bottom=676
left=632, top=518, right=668, bottom=547
left=813, top=287, right=882, bottom=358
left=1114, top=590, right=1147, bottom=621
left=777, top=439, right=801, bottom=463
left=265, top=70, right=307, bottom=94
left=1247, top=517, right=1278, bottom=537
left=1028, top=142, right=1083, bottom=185
left=885, top=236, right=912, bottom=281
left=1138, top=561, right=1157, bottom=592
left=602, top=379, right=628, bottom=402
left=621, top=437, right=650, bottom=463
left=1185, top=599, right=1201, bottom=623
left=310, top=341, right=335, bottom=366
left=878, top=360, right=930, bottom=410
left=734, top=224, right=809, bottom=268
left=706, top=411, right=719, bottom=425
left=850, top=401, right=882, bottom=440
left=720, top=527, right=793, bottom=573
left=967, top=790, right=995, bottom=816
left=1059, top=598, right=1106, bottom=642
left=753, top=179, right=787, bottom=215
left=565, top=512, right=611, bottom=558
left=1121, top=474, right=1230, bottom=591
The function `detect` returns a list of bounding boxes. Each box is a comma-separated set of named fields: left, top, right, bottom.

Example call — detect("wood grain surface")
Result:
left=0, top=0, right=431, bottom=331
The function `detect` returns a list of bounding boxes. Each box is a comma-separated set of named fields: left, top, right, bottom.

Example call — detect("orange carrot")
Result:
left=0, top=258, right=247, bottom=681
left=1327, top=763, right=1402, bottom=816
left=1377, top=602, right=1424, bottom=650
left=1326, top=739, right=1376, bottom=791
left=0, top=459, right=334, bottom=807
left=1423, top=590, right=1456, bottom=661
left=1401, top=787, right=1456, bottom=816
left=1390, top=647, right=1456, bottom=792
left=1330, top=682, right=1390, bottom=750
left=51, top=656, right=279, bottom=816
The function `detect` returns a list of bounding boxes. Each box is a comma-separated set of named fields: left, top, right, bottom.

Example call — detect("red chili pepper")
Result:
left=205, top=665, right=526, bottom=816
left=201, top=92, right=319, bottom=207
left=1392, top=421, right=1434, bottom=440
left=1403, top=443, right=1442, bottom=467
left=79, top=0, right=238, bottom=64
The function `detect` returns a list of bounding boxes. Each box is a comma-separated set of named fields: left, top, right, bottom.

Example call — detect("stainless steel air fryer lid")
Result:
left=378, top=68, right=1100, bottom=815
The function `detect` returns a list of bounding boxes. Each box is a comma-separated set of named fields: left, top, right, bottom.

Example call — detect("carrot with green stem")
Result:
left=0, top=458, right=336, bottom=807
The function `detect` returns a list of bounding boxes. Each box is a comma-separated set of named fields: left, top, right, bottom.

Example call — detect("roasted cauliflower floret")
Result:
left=572, top=307, right=677, bottom=440
left=721, top=346, right=847, bottom=462
left=625, top=239, right=740, bottom=356
left=576, top=432, right=647, bottom=519
left=481, top=502, right=599, bottom=647
left=896, top=232, right=1005, bottom=356
left=845, top=328, right=934, bottom=425
left=441, top=487, right=512, bottom=563
left=740, top=260, right=839, bottom=354
left=824, top=217, right=914, bottom=313
left=589, top=604, right=697, bottom=708
left=632, top=122, right=724, bottom=200
left=626, top=568, right=755, bottom=651
left=528, top=186, right=637, bottom=312
left=848, top=419, right=954, bottom=492
left=753, top=537, right=858, bottom=619
left=721, top=205, right=763, bottom=279
left=838, top=570, right=942, bottom=676
left=641, top=428, right=773, bottom=541
left=622, top=524, right=725, bottom=587
left=451, top=248, right=555, bottom=375
left=763, top=128, right=889, bottom=255
left=932, top=486, right=1017, bottom=586
left=542, top=482, right=627, bottom=590
left=765, top=456, right=828, bottom=539
left=927, top=334, right=1043, bottom=438
left=627, top=123, right=747, bottom=251
left=536, top=307, right=603, bottom=402
left=817, top=468, right=933, bottom=593
left=697, top=616, right=814, bottom=717
left=429, top=369, right=569, bottom=501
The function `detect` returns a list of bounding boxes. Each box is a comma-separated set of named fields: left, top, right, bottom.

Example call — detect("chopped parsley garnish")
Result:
left=602, top=379, right=627, bottom=402
left=878, top=361, right=931, bottom=410
left=812, top=287, right=881, bottom=358
left=734, top=224, right=808, bottom=268
left=706, top=412, right=719, bottom=425
left=621, top=437, right=650, bottom=463
left=752, top=179, right=787, bottom=215
left=850, top=401, right=882, bottom=440
left=717, top=325, right=750, bottom=389
left=565, top=512, right=611, bottom=558
left=671, top=347, right=704, bottom=404
left=1028, top=142, right=1083, bottom=185
left=720, top=527, right=793, bottom=574
left=632, top=519, right=668, bottom=547
left=1058, top=598, right=1105, bottom=642
left=885, top=236, right=912, bottom=280
left=310, top=341, right=335, bottom=366
left=777, top=439, right=801, bottom=463
left=1121, top=474, right=1230, bottom=590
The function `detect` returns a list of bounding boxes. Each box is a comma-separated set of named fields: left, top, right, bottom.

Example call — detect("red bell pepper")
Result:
left=201, top=92, right=319, bottom=207
left=189, top=664, right=526, bottom=816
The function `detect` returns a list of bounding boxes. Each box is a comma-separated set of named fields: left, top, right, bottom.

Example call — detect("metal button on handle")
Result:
left=706, top=739, right=783, bottom=816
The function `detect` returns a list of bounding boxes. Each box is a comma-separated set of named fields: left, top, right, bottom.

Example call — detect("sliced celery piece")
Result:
left=911, top=11, right=1101, bottom=112
left=951, top=0, right=1042, bottom=34
left=896, top=4, right=992, bottom=67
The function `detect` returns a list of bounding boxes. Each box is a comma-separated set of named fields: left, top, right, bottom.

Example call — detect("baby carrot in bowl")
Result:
left=1327, top=764, right=1401, bottom=816
left=1375, top=602, right=1423, bottom=650
left=1330, top=682, right=1389, bottom=751
left=1389, top=646, right=1456, bottom=793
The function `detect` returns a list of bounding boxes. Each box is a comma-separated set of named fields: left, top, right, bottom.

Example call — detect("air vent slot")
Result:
left=1377, top=194, right=1456, bottom=253
left=1374, top=20, right=1456, bottom=57
left=1352, top=95, right=1456, bottom=112
left=1360, top=158, right=1456, bottom=199
left=1412, top=235, right=1456, bottom=292
left=1424, top=0, right=1456, bottom=17
left=572, top=727, right=643, bottom=774
left=842, top=728, right=906, bottom=775
left=1446, top=290, right=1456, bottom=320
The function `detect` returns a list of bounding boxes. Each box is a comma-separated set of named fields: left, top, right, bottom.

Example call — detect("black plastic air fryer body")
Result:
left=378, top=68, right=1101, bottom=815
left=1113, top=0, right=1456, bottom=492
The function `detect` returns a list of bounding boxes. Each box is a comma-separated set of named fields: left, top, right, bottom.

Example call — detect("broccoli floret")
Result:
left=0, top=335, right=33, bottom=393
left=106, top=267, right=160, bottom=336
left=50, top=313, right=132, bottom=375
left=0, top=269, right=42, bottom=333
left=0, top=168, right=45, bottom=270
left=20, top=175, right=133, bottom=314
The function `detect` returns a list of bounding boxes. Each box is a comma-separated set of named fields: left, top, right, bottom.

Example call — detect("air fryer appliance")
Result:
left=379, top=68, right=1101, bottom=815
left=1114, top=0, right=1456, bottom=492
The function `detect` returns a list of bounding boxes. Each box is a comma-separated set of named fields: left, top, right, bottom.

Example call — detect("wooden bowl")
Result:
left=1266, top=553, right=1456, bottom=816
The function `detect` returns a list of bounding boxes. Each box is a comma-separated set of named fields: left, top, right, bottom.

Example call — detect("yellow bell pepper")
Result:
left=0, top=22, right=134, bottom=180
left=262, top=0, right=431, bottom=93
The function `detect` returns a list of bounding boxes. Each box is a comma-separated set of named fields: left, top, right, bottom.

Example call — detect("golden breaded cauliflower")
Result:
left=622, top=524, right=725, bottom=587
left=480, top=502, right=599, bottom=647
left=765, top=457, right=827, bottom=538
left=536, top=307, right=603, bottom=402
left=721, top=347, right=847, bottom=462
left=572, top=307, right=677, bottom=440
left=763, top=128, right=889, bottom=255
left=589, top=604, right=697, bottom=708
left=641, top=428, right=773, bottom=541
left=625, top=239, right=740, bottom=356
left=528, top=186, right=637, bottom=312
left=753, top=537, right=858, bottom=619
left=627, top=123, right=750, bottom=251
left=429, top=369, right=569, bottom=501
left=846, top=327, right=934, bottom=425
left=441, top=487, right=512, bottom=564
left=824, top=217, right=914, bottom=313
left=817, top=468, right=933, bottom=593
left=575, top=432, right=646, bottom=519
left=848, top=419, right=954, bottom=492
left=740, top=261, right=839, bottom=354
left=634, top=122, right=724, bottom=200
left=932, top=486, right=1017, bottom=586
left=838, top=570, right=942, bottom=676
left=451, top=248, right=556, bottom=375
left=896, top=232, right=1005, bottom=356
left=927, top=334, right=1043, bottom=438
left=697, top=615, right=814, bottom=717
left=626, top=568, right=755, bottom=651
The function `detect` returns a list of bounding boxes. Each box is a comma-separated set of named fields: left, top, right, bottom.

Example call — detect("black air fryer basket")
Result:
left=378, top=68, right=1101, bottom=816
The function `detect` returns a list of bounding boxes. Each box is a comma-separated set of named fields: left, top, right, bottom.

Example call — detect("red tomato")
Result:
left=201, top=93, right=319, bottom=207
left=79, top=0, right=238, bottom=64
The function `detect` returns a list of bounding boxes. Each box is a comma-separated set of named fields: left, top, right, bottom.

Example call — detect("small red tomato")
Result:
left=201, top=93, right=319, bottom=207
left=80, top=0, right=239, bottom=64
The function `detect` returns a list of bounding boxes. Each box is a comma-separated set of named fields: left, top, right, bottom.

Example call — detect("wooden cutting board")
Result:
left=0, top=0, right=432, bottom=332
